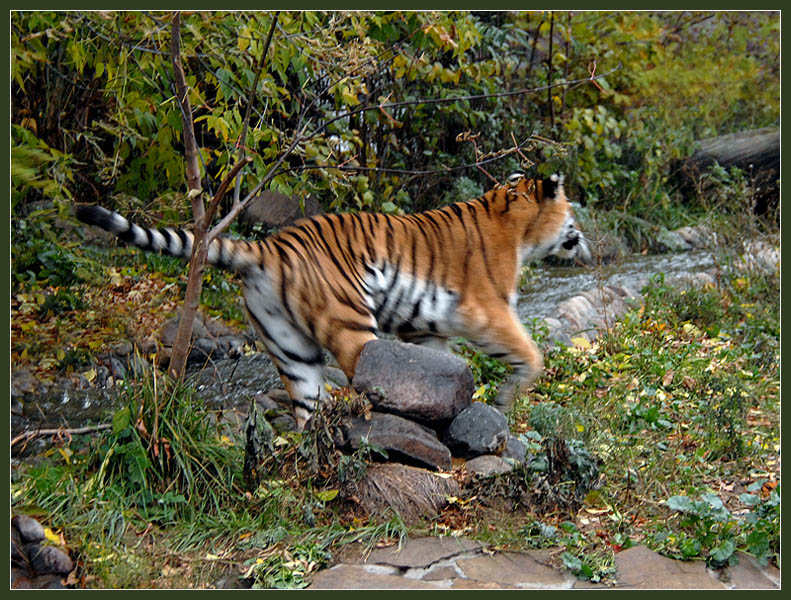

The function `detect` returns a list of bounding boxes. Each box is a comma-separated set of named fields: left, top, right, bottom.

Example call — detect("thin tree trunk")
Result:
left=546, top=11, right=555, bottom=130
left=526, top=15, right=543, bottom=80
left=168, top=11, right=207, bottom=379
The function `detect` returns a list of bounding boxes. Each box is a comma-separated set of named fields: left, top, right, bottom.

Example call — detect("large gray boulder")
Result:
left=337, top=412, right=452, bottom=471
left=239, top=191, right=322, bottom=230
left=352, top=339, right=473, bottom=424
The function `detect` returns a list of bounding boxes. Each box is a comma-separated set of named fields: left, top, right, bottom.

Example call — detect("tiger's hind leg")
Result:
left=324, top=326, right=378, bottom=385
left=245, top=306, right=327, bottom=431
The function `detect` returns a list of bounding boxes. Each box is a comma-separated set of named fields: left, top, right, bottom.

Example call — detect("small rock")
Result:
left=126, top=354, right=151, bottom=378
left=109, top=357, right=127, bottom=380
left=465, top=455, right=513, bottom=476
left=352, top=339, right=473, bottom=424
left=501, top=435, right=527, bottom=464
left=266, top=388, right=292, bottom=406
left=216, top=408, right=247, bottom=434
left=217, top=335, right=244, bottom=358
left=11, top=368, right=44, bottom=398
left=12, top=514, right=45, bottom=544
left=653, top=227, right=690, bottom=252
left=442, top=402, right=509, bottom=459
left=108, top=340, right=134, bottom=357
left=240, top=191, right=323, bottom=230
left=94, top=365, right=111, bottom=387
left=159, top=312, right=209, bottom=347
left=23, top=543, right=74, bottom=576
left=323, top=365, right=349, bottom=388
left=339, top=412, right=452, bottom=471
left=187, top=337, right=224, bottom=365
left=203, top=317, right=241, bottom=339
left=254, top=393, right=280, bottom=412
left=271, top=414, right=297, bottom=433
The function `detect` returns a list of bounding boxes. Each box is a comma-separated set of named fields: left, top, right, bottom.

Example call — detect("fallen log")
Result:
left=677, top=127, right=779, bottom=216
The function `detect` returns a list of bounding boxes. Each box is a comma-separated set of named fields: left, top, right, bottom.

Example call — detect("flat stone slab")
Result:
left=362, top=537, right=482, bottom=569
left=715, top=552, right=780, bottom=589
left=308, top=540, right=779, bottom=590
left=613, top=546, right=726, bottom=589
left=457, top=552, right=574, bottom=589
left=308, top=564, right=444, bottom=589
left=465, top=454, right=512, bottom=477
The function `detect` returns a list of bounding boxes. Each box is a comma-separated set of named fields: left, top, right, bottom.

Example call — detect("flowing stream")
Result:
left=12, top=249, right=718, bottom=442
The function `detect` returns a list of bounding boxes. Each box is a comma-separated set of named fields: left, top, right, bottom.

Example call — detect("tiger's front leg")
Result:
left=465, top=306, right=544, bottom=414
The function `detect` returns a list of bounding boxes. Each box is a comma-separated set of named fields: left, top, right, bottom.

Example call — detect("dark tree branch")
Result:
left=274, top=133, right=548, bottom=179
left=306, top=64, right=621, bottom=142
left=234, top=11, right=280, bottom=204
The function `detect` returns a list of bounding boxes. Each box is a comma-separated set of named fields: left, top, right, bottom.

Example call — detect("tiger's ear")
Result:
left=542, top=173, right=565, bottom=200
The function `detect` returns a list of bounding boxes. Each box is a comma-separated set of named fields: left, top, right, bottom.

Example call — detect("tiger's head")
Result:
left=505, top=172, right=592, bottom=265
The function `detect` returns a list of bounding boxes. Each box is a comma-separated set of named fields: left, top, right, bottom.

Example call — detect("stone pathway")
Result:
left=307, top=536, right=780, bottom=590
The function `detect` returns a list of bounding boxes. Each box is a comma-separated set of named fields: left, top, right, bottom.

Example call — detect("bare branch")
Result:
left=12, top=424, right=112, bottom=447
left=306, top=63, right=622, bottom=143
left=209, top=122, right=309, bottom=238
left=168, top=10, right=208, bottom=379
left=205, top=156, right=254, bottom=234
left=273, top=134, right=553, bottom=179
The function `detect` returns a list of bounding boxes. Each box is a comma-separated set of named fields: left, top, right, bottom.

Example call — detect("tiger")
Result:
left=76, top=172, right=590, bottom=430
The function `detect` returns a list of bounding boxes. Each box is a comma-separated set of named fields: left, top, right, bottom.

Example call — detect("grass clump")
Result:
left=505, top=259, right=779, bottom=573
left=11, top=376, right=408, bottom=588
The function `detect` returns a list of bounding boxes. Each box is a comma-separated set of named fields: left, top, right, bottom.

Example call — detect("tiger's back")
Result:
left=77, top=173, right=590, bottom=429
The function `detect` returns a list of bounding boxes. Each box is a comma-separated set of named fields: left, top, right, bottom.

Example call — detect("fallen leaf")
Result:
left=571, top=336, right=591, bottom=349
left=44, top=527, right=62, bottom=545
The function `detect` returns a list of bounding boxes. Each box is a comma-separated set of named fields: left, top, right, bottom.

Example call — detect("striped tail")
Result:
left=75, top=205, right=261, bottom=273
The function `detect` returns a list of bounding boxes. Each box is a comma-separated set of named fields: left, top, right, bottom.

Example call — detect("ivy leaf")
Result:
left=666, top=495, right=695, bottom=513
left=709, top=539, right=735, bottom=564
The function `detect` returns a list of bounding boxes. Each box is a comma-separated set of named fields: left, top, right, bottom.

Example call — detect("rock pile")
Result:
left=343, top=339, right=525, bottom=474
left=11, top=514, right=75, bottom=589
left=156, top=310, right=250, bottom=369
left=241, top=338, right=529, bottom=521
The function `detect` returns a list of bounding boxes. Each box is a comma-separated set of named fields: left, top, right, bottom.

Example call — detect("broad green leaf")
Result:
left=315, top=489, right=339, bottom=502
left=112, top=406, right=131, bottom=435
